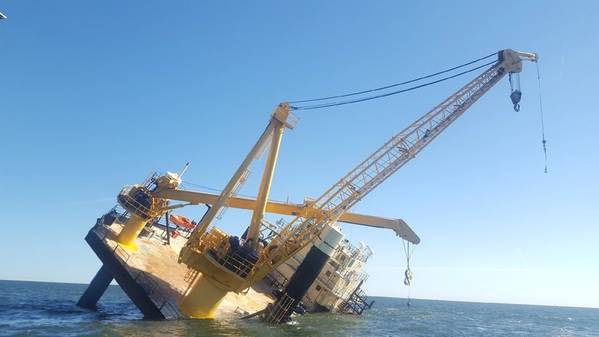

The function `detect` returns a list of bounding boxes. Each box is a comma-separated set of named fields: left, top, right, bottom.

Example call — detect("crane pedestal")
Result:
left=179, top=275, right=228, bottom=318
left=177, top=227, right=256, bottom=318
left=115, top=213, right=149, bottom=250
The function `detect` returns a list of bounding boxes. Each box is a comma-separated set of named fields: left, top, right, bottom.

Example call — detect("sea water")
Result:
left=1, top=280, right=598, bottom=337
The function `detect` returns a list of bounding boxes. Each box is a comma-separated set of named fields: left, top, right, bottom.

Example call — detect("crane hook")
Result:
left=509, top=73, right=522, bottom=112
left=510, top=90, right=522, bottom=112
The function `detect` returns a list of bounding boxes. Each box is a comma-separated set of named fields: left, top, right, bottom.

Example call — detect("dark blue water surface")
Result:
left=1, top=280, right=598, bottom=337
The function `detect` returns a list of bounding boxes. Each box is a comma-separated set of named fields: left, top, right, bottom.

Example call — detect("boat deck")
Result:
left=84, top=222, right=273, bottom=319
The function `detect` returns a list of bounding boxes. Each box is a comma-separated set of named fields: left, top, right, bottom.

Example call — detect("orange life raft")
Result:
left=169, top=214, right=195, bottom=230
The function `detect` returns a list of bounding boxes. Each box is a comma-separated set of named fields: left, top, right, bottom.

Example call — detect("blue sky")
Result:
left=1, top=1, right=598, bottom=308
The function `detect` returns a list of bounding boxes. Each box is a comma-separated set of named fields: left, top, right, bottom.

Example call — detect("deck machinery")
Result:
left=79, top=49, right=537, bottom=323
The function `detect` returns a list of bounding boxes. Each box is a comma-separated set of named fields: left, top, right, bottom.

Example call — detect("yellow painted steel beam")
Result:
left=153, top=189, right=420, bottom=244
left=247, top=119, right=286, bottom=248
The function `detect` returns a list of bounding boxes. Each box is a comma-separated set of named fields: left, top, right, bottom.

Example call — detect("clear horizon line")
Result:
left=2, top=278, right=598, bottom=310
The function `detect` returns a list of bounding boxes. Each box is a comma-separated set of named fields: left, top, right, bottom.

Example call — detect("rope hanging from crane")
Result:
left=289, top=52, right=498, bottom=110
left=536, top=61, right=549, bottom=173
left=402, top=239, right=415, bottom=307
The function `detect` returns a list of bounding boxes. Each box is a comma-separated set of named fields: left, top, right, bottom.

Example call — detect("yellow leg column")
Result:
left=179, top=275, right=228, bottom=318
left=116, top=213, right=148, bottom=250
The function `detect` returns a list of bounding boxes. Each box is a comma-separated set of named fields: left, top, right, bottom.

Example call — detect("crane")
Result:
left=260, top=48, right=539, bottom=322
left=111, top=105, right=419, bottom=317
left=113, top=48, right=537, bottom=319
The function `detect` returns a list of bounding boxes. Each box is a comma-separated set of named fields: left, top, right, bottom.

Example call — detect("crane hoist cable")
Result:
left=536, top=61, right=548, bottom=173
left=289, top=52, right=496, bottom=104
left=402, top=240, right=415, bottom=307
left=290, top=60, right=496, bottom=110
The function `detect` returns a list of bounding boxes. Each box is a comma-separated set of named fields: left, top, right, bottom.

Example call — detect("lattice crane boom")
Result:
left=249, top=49, right=538, bottom=281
